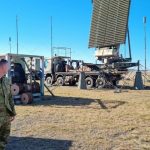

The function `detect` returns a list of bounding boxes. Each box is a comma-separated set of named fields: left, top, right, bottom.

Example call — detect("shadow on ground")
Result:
left=29, top=96, right=126, bottom=110
left=31, top=95, right=96, bottom=107
left=6, top=136, right=72, bottom=150
left=118, top=85, right=150, bottom=90
left=96, top=99, right=126, bottom=109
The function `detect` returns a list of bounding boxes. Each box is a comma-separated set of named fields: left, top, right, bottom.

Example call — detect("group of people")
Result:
left=0, top=59, right=16, bottom=150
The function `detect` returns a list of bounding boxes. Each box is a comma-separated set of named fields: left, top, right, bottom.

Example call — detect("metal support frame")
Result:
left=52, top=47, right=72, bottom=58
left=30, top=57, right=33, bottom=85
left=40, top=56, right=45, bottom=96
left=127, top=28, right=132, bottom=61
left=5, top=54, right=11, bottom=82
left=0, top=53, right=45, bottom=97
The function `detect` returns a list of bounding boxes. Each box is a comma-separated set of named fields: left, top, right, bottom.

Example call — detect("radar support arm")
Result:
left=127, top=28, right=132, bottom=61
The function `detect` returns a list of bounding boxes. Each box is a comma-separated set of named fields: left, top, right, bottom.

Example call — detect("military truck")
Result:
left=45, top=56, right=81, bottom=86
left=44, top=55, right=137, bottom=89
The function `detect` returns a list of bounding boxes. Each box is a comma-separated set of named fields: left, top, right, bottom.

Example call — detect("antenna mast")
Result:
left=51, top=16, right=53, bottom=57
left=9, top=37, right=12, bottom=53
left=16, top=15, right=19, bottom=54
left=143, top=16, right=147, bottom=74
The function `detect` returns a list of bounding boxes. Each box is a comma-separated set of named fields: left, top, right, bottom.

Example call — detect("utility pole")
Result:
left=16, top=15, right=19, bottom=54
left=51, top=16, right=53, bottom=57
left=144, top=17, right=147, bottom=73
left=143, top=16, right=147, bottom=85
left=9, top=37, right=11, bottom=53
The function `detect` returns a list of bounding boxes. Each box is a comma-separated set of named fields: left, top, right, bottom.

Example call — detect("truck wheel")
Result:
left=85, top=77, right=94, bottom=88
left=112, top=80, right=119, bottom=87
left=96, top=77, right=106, bottom=89
left=57, top=77, right=64, bottom=86
left=69, top=80, right=76, bottom=86
left=46, top=76, right=52, bottom=87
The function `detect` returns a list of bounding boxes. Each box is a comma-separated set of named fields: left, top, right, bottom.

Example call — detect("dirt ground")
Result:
left=6, top=85, right=150, bottom=150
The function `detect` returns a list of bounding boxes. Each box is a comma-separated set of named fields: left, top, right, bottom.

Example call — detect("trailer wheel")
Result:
left=46, top=76, right=52, bottom=87
left=96, top=77, right=106, bottom=89
left=85, top=77, right=94, bottom=88
left=21, top=93, right=33, bottom=105
left=57, top=76, right=64, bottom=86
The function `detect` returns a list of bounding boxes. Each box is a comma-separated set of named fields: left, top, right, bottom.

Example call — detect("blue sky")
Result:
left=0, top=0, right=149, bottom=67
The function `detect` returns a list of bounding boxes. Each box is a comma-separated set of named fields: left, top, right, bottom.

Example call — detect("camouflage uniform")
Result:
left=0, top=77, right=16, bottom=150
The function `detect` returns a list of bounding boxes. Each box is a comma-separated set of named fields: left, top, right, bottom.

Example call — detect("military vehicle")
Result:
left=45, top=0, right=138, bottom=89
left=87, top=0, right=138, bottom=87
left=44, top=56, right=82, bottom=87
left=44, top=54, right=133, bottom=88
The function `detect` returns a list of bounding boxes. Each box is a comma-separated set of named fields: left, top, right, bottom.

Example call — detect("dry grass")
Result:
left=7, top=85, right=150, bottom=150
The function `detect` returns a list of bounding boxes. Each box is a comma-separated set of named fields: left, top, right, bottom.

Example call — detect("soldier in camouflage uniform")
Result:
left=0, top=59, right=16, bottom=150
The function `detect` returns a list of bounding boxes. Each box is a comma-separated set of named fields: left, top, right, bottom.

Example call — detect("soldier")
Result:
left=0, top=59, right=16, bottom=150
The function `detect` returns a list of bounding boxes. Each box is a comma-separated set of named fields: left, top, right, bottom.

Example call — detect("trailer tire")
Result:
left=85, top=77, right=94, bottom=88
left=46, top=76, right=53, bottom=87
left=96, top=77, right=106, bottom=89
left=57, top=76, right=64, bottom=86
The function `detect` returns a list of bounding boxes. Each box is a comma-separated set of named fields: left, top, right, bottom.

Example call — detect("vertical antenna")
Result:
left=143, top=17, right=147, bottom=74
left=51, top=16, right=53, bottom=57
left=9, top=37, right=12, bottom=53
left=16, top=15, right=19, bottom=54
